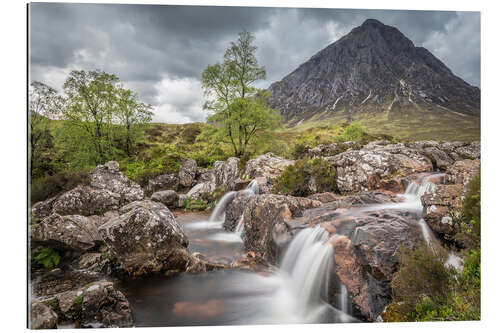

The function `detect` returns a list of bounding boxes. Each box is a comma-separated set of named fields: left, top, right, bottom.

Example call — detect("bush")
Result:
left=333, top=122, right=365, bottom=142
left=30, top=170, right=90, bottom=204
left=392, top=243, right=451, bottom=315
left=273, top=158, right=336, bottom=196
left=184, top=196, right=210, bottom=211
left=32, top=247, right=60, bottom=269
left=291, top=141, right=310, bottom=159
left=456, top=174, right=480, bottom=248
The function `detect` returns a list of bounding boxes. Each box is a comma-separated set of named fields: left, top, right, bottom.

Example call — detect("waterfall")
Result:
left=339, top=284, right=349, bottom=315
left=209, top=191, right=237, bottom=223
left=280, top=227, right=333, bottom=307
left=231, top=180, right=260, bottom=238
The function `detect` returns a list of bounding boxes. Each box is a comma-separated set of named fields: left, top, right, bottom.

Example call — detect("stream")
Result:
left=117, top=174, right=458, bottom=326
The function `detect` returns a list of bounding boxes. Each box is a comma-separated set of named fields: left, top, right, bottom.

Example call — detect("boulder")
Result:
left=186, top=182, right=216, bottom=201
left=213, top=157, right=240, bottom=188
left=147, top=173, right=180, bottom=194
left=98, top=200, right=190, bottom=276
left=55, top=280, right=133, bottom=328
left=30, top=301, right=58, bottom=329
left=454, top=141, right=480, bottom=159
left=421, top=184, right=463, bottom=240
left=196, top=167, right=215, bottom=183
left=31, top=214, right=104, bottom=252
left=423, top=146, right=455, bottom=170
left=178, top=158, right=197, bottom=188
left=244, top=153, right=294, bottom=180
left=223, top=191, right=254, bottom=232
left=240, top=194, right=322, bottom=263
left=328, top=145, right=433, bottom=194
left=89, top=161, right=144, bottom=203
left=151, top=190, right=180, bottom=208
left=447, top=159, right=480, bottom=188
left=32, top=186, right=120, bottom=219
left=306, top=141, right=360, bottom=158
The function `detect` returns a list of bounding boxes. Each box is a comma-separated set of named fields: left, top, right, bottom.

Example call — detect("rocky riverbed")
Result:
left=29, top=140, right=480, bottom=328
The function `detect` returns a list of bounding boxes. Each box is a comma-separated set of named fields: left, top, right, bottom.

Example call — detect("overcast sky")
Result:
left=29, top=3, right=480, bottom=123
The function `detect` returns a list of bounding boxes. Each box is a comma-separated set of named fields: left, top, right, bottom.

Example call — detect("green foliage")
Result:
left=30, top=169, right=90, bottom=204
left=456, top=174, right=481, bottom=248
left=184, top=196, right=210, bottom=211
left=273, top=158, right=336, bottom=196
left=32, top=248, right=60, bottom=269
left=202, top=31, right=281, bottom=157
left=73, top=295, right=83, bottom=306
left=392, top=243, right=452, bottom=315
left=332, top=122, right=365, bottom=142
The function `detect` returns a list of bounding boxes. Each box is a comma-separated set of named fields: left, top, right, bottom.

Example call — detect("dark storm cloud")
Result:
left=29, top=3, right=480, bottom=123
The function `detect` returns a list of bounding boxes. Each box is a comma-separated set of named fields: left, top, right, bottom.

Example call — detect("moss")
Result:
left=73, top=294, right=83, bottom=306
left=184, top=196, right=210, bottom=211
left=45, top=297, right=59, bottom=311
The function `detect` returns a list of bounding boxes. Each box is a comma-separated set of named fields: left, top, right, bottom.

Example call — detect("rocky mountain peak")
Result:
left=268, top=19, right=480, bottom=129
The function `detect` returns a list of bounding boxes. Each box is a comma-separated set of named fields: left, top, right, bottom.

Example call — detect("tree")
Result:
left=201, top=31, right=280, bottom=157
left=29, top=81, right=63, bottom=177
left=61, top=70, right=119, bottom=164
left=115, top=87, right=153, bottom=156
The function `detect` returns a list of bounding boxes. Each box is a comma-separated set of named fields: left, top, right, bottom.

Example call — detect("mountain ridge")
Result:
left=267, top=18, right=480, bottom=137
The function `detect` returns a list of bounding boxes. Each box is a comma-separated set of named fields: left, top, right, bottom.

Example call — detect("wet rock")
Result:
left=89, top=161, right=144, bottom=203
left=55, top=281, right=133, bottom=328
left=244, top=153, right=294, bottom=180
left=31, top=214, right=104, bottom=252
left=30, top=301, right=58, bottom=329
left=151, top=190, right=180, bottom=208
left=328, top=146, right=433, bottom=194
left=147, top=173, right=180, bottom=194
left=178, top=158, right=197, bottom=188
left=223, top=191, right=254, bottom=232
left=421, top=184, right=463, bottom=239
left=241, top=194, right=322, bottom=263
left=232, top=179, right=251, bottom=191
left=213, top=157, right=240, bottom=188
left=290, top=203, right=423, bottom=321
left=98, top=200, right=190, bottom=276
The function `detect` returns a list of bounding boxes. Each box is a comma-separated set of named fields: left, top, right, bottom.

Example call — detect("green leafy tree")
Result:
left=115, top=87, right=153, bottom=157
left=29, top=81, right=63, bottom=177
left=202, top=31, right=280, bottom=157
left=61, top=70, right=119, bottom=164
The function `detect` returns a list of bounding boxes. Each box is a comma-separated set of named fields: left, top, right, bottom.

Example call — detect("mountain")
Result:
left=268, top=19, right=480, bottom=140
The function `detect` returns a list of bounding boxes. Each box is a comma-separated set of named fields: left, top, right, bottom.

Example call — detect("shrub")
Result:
left=184, top=196, right=210, bottom=211
left=291, top=141, right=310, bottom=159
left=392, top=243, right=451, bottom=316
left=333, top=122, right=365, bottom=142
left=273, top=158, right=336, bottom=196
left=456, top=174, right=480, bottom=248
left=32, top=247, right=60, bottom=269
left=30, top=170, right=90, bottom=204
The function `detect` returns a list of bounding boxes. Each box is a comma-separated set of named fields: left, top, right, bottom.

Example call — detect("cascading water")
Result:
left=209, top=191, right=237, bottom=223
left=280, top=227, right=333, bottom=311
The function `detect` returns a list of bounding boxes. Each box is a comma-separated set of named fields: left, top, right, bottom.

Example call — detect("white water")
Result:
left=188, top=180, right=260, bottom=243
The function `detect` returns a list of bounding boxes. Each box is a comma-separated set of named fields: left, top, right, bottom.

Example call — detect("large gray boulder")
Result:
left=32, top=161, right=143, bottom=220
left=328, top=144, right=433, bottom=194
left=244, top=153, right=294, bottom=180
left=213, top=157, right=240, bottom=188
left=98, top=200, right=189, bottom=276
left=89, top=161, right=144, bottom=202
left=31, top=213, right=119, bottom=252
left=178, top=158, right=197, bottom=188
left=186, top=182, right=216, bottom=201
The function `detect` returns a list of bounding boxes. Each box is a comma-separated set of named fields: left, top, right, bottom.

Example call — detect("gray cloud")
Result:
left=29, top=3, right=480, bottom=123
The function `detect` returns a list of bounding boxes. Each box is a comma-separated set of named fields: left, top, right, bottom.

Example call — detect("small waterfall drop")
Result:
left=280, top=227, right=333, bottom=308
left=339, top=284, right=349, bottom=315
left=209, top=191, right=237, bottom=223
left=234, top=215, right=245, bottom=238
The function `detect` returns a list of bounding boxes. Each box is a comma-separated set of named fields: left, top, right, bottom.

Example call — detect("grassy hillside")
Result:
left=287, top=105, right=480, bottom=142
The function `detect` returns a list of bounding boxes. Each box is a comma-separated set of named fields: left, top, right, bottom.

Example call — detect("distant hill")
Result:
left=268, top=19, right=480, bottom=140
